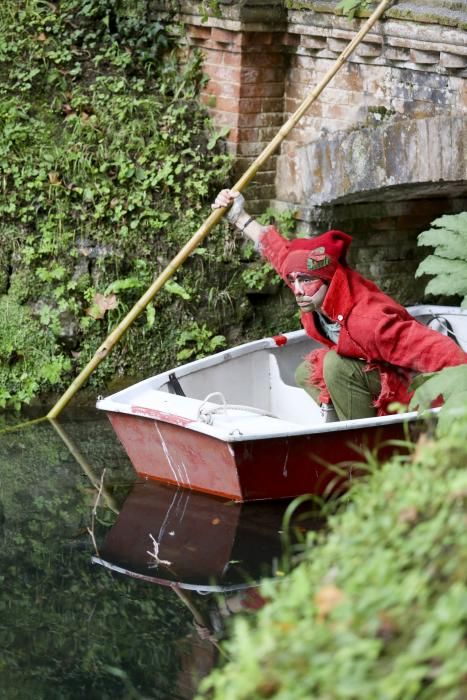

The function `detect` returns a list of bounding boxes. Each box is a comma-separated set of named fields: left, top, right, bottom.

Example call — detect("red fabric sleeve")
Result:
left=258, top=226, right=291, bottom=283
left=369, top=310, right=467, bottom=373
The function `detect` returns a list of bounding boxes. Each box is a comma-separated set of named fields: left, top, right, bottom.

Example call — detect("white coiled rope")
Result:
left=197, top=392, right=278, bottom=425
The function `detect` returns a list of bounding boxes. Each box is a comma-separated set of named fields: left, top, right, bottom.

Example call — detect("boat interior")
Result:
left=97, top=306, right=467, bottom=434
left=163, top=333, right=322, bottom=426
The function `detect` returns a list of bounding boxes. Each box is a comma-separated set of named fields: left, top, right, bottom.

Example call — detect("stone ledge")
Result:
left=283, top=22, right=467, bottom=72
left=176, top=0, right=286, bottom=25
left=298, top=115, right=467, bottom=206
left=158, top=0, right=467, bottom=36
left=285, top=0, right=467, bottom=30
left=182, top=17, right=466, bottom=74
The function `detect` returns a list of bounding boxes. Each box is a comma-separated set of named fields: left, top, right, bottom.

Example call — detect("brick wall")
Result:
left=186, top=22, right=288, bottom=211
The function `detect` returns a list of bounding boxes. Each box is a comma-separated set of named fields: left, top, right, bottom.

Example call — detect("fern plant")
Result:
left=410, top=212, right=467, bottom=430
left=415, top=212, right=467, bottom=307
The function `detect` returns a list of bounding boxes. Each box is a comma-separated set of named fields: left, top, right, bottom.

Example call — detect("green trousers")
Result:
left=295, top=350, right=382, bottom=421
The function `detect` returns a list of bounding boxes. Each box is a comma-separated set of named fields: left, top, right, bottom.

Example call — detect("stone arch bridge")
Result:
left=159, top=0, right=467, bottom=301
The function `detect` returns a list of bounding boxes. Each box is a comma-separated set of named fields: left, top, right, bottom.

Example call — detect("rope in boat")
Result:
left=197, top=392, right=278, bottom=425
left=429, top=315, right=467, bottom=348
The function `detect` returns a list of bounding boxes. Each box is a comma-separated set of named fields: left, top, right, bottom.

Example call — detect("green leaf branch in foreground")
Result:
left=335, top=0, right=375, bottom=19
left=197, top=413, right=467, bottom=700
left=409, top=365, right=467, bottom=437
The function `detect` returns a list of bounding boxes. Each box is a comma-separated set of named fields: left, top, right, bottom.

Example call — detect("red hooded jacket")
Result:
left=260, top=226, right=467, bottom=414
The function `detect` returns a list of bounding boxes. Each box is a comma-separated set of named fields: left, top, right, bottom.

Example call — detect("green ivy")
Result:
left=198, top=0, right=222, bottom=23
left=336, top=0, right=375, bottom=19
left=0, top=0, right=237, bottom=409
left=240, top=206, right=299, bottom=292
left=0, top=297, right=71, bottom=411
left=176, top=321, right=226, bottom=360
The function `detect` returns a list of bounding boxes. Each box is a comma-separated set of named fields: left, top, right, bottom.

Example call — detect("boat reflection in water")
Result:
left=92, top=478, right=324, bottom=593
left=91, top=478, right=325, bottom=697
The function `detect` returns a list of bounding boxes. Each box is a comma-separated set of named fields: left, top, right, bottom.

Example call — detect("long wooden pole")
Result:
left=47, top=0, right=392, bottom=419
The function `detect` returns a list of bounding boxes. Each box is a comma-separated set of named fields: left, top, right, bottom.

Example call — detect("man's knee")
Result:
left=295, top=360, right=321, bottom=404
left=322, top=350, right=347, bottom=388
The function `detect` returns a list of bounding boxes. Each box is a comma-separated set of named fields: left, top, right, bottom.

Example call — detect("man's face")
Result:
left=287, top=272, right=328, bottom=312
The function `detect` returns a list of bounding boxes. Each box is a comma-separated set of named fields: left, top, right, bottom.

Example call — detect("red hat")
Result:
left=280, top=230, right=352, bottom=281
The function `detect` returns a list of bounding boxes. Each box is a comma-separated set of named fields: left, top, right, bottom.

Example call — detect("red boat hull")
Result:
left=108, top=412, right=407, bottom=502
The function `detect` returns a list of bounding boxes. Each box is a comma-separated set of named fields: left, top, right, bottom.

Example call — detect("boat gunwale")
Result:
left=97, top=305, right=465, bottom=442
left=101, top=394, right=437, bottom=443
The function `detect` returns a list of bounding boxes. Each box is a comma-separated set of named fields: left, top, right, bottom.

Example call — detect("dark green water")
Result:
left=0, top=409, right=318, bottom=700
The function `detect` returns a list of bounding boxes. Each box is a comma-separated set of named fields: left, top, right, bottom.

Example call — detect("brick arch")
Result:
left=296, top=115, right=467, bottom=206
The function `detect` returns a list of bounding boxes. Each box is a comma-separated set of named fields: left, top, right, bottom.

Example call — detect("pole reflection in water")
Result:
left=49, top=417, right=119, bottom=515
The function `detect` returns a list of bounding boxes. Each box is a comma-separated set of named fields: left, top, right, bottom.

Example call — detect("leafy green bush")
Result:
left=410, top=365, right=467, bottom=437
left=197, top=416, right=467, bottom=699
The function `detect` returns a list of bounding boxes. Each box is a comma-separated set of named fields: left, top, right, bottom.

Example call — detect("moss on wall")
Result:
left=0, top=0, right=294, bottom=409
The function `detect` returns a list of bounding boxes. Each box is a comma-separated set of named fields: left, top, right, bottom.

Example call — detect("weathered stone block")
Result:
left=441, top=51, right=467, bottom=68
left=410, top=49, right=440, bottom=64
left=386, top=47, right=411, bottom=61
left=295, top=116, right=467, bottom=206
left=300, top=35, right=327, bottom=50
left=356, top=42, right=383, bottom=57
left=327, top=37, right=349, bottom=53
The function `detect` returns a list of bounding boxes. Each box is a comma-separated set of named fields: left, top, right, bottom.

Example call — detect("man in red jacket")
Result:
left=213, top=189, right=467, bottom=422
